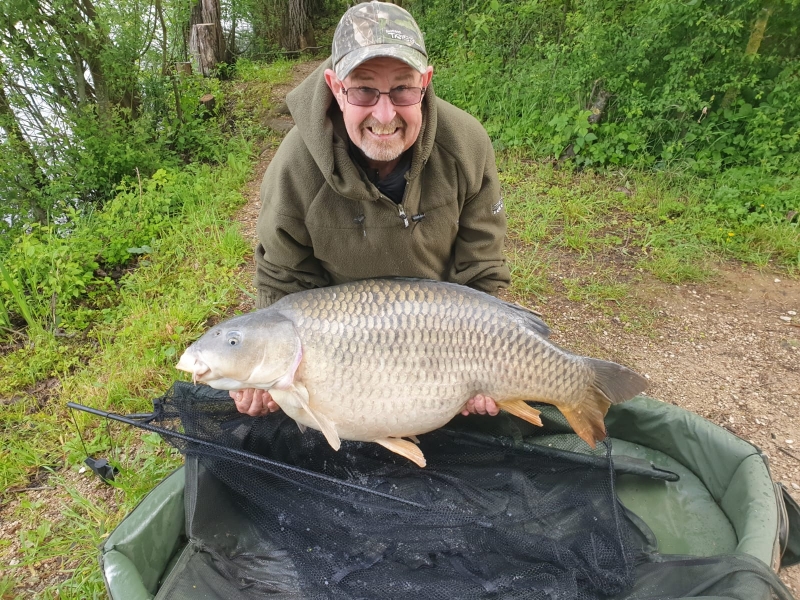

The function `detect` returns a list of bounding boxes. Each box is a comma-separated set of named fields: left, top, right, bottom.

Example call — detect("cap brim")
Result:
left=334, top=45, right=428, bottom=81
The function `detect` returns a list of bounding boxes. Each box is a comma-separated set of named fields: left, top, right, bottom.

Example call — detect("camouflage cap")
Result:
left=332, top=1, right=427, bottom=81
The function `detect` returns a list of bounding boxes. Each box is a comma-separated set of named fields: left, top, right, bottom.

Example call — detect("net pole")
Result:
left=66, top=401, right=425, bottom=507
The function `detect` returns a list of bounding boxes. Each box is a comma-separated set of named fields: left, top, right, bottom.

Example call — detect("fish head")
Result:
left=176, top=311, right=302, bottom=391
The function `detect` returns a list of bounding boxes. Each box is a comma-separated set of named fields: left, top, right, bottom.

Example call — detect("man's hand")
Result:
left=230, top=389, right=281, bottom=416
left=461, top=394, right=499, bottom=417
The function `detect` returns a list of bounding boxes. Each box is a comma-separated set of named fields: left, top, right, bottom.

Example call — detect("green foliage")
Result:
left=415, top=0, right=800, bottom=168
left=0, top=261, right=38, bottom=333
left=0, top=50, right=297, bottom=341
left=0, top=139, right=251, bottom=335
left=410, top=0, right=800, bottom=230
left=0, top=0, right=238, bottom=226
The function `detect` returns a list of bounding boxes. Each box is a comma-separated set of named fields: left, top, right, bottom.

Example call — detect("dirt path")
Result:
left=237, top=58, right=800, bottom=592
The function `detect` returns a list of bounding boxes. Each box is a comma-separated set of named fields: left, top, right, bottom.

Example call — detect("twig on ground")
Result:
left=8, top=485, right=54, bottom=493
left=779, top=446, right=800, bottom=463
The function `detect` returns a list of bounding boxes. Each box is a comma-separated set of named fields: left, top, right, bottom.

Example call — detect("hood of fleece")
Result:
left=285, top=57, right=438, bottom=202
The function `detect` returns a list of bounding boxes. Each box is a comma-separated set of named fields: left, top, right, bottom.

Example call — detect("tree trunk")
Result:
left=281, top=0, right=316, bottom=52
left=721, top=6, right=773, bottom=109
left=191, top=23, right=223, bottom=76
left=228, top=10, right=237, bottom=63
left=189, top=0, right=226, bottom=74
left=155, top=0, right=183, bottom=123
left=70, top=50, right=89, bottom=105
left=72, top=0, right=113, bottom=119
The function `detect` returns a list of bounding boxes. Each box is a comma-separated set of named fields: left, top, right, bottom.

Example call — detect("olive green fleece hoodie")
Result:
left=254, top=58, right=510, bottom=308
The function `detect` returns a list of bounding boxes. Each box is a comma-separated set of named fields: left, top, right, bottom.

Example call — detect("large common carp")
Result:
left=176, top=279, right=647, bottom=467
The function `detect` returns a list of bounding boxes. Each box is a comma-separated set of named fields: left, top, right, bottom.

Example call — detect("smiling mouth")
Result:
left=367, top=126, right=399, bottom=136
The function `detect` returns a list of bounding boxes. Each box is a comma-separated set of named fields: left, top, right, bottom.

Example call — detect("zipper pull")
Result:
left=353, top=214, right=366, bottom=237
left=397, top=204, right=409, bottom=228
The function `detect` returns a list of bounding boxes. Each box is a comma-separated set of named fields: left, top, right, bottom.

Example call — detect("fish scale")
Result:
left=177, top=279, right=648, bottom=467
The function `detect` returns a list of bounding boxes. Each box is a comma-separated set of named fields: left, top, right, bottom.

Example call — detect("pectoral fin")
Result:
left=375, top=438, right=427, bottom=468
left=312, top=410, right=341, bottom=451
left=270, top=382, right=341, bottom=451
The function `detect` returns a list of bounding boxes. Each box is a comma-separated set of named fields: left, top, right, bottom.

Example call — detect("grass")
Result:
left=498, top=151, right=798, bottom=331
left=225, top=57, right=297, bottom=141
left=0, top=170, right=251, bottom=595
left=499, top=152, right=800, bottom=287
left=562, top=272, right=630, bottom=307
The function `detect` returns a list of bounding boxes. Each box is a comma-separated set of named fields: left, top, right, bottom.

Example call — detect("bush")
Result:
left=0, top=143, right=251, bottom=334
left=411, top=0, right=800, bottom=180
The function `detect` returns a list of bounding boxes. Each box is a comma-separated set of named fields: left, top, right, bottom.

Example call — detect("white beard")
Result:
left=358, top=117, right=406, bottom=163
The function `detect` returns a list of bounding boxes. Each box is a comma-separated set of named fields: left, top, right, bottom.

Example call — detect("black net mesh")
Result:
left=148, top=382, right=796, bottom=600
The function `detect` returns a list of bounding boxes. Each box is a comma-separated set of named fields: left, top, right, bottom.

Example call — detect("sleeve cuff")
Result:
left=257, top=289, right=283, bottom=309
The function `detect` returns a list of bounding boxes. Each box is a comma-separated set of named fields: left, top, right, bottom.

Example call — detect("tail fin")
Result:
left=589, top=359, right=649, bottom=404
left=560, top=359, right=648, bottom=448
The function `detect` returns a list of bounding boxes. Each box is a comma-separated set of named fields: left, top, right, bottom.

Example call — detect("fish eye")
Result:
left=226, top=331, right=242, bottom=346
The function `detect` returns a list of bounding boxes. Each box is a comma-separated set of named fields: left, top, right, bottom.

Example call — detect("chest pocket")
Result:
left=305, top=185, right=461, bottom=282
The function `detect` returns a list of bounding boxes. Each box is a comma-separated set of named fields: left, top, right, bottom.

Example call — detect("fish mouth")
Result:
left=176, top=350, right=211, bottom=384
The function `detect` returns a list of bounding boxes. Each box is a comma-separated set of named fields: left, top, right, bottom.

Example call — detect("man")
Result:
left=233, top=1, right=510, bottom=418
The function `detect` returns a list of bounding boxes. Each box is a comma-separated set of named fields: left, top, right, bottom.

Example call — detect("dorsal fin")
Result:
left=496, top=300, right=550, bottom=337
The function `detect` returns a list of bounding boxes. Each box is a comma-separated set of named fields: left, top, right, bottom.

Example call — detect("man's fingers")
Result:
left=462, top=394, right=499, bottom=417
left=231, top=389, right=252, bottom=413
left=248, top=389, right=267, bottom=416
left=246, top=402, right=266, bottom=417
left=231, top=389, right=272, bottom=416
left=461, top=396, right=475, bottom=416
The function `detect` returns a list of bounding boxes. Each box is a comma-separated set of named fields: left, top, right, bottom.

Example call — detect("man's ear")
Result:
left=421, top=66, right=434, bottom=88
left=324, top=69, right=345, bottom=110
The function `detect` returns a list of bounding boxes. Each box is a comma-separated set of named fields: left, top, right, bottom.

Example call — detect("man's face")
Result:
left=325, top=57, right=434, bottom=164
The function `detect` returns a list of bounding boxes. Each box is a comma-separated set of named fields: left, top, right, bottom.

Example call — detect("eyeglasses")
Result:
left=341, top=86, right=426, bottom=107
